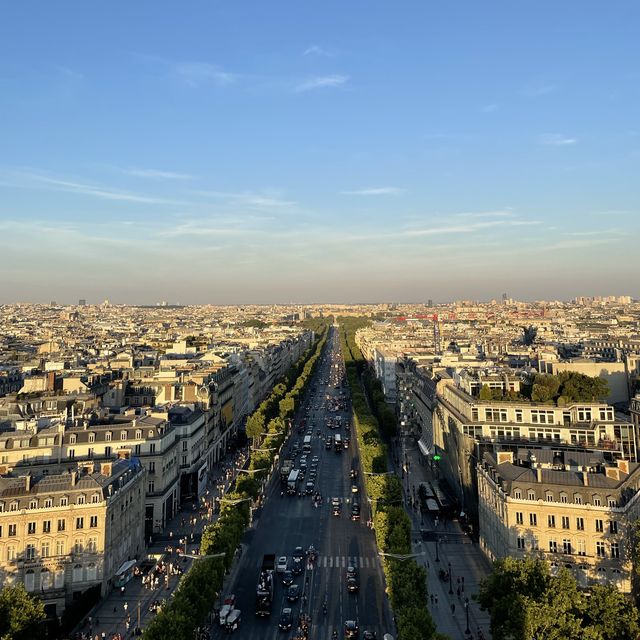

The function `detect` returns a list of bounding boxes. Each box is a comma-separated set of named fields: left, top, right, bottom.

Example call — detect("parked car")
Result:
left=276, top=556, right=288, bottom=573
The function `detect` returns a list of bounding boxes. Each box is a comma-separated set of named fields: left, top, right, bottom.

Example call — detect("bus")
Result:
left=303, top=435, right=312, bottom=454
left=334, top=434, right=342, bottom=452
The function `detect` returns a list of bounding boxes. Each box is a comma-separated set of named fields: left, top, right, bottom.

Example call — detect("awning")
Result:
left=418, top=439, right=431, bottom=457
left=115, top=559, right=136, bottom=577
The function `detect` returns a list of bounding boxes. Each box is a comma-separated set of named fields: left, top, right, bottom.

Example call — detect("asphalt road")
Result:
left=214, top=326, right=394, bottom=639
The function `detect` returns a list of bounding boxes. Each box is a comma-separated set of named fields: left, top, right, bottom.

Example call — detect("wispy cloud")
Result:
left=303, top=45, right=335, bottom=57
left=127, top=168, right=193, bottom=180
left=522, top=81, right=556, bottom=97
left=341, top=187, right=404, bottom=196
left=295, top=74, right=349, bottom=93
left=539, top=133, right=577, bottom=146
left=482, top=103, right=499, bottom=113
left=454, top=210, right=514, bottom=219
left=4, top=171, right=181, bottom=205
left=191, top=189, right=296, bottom=208
left=172, top=62, right=235, bottom=87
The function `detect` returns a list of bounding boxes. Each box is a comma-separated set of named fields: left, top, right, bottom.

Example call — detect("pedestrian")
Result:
left=123, top=602, right=128, bottom=612
left=430, top=594, right=434, bottom=605
left=120, top=585, right=125, bottom=594
left=457, top=586, right=461, bottom=598
left=451, top=603, right=455, bottom=616
left=434, top=595, right=438, bottom=607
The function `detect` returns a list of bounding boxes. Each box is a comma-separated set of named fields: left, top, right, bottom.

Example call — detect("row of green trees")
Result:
left=338, top=318, right=442, bottom=640
left=143, top=323, right=329, bottom=639
left=478, top=557, right=639, bottom=640
left=475, top=371, right=609, bottom=404
left=0, top=583, right=46, bottom=640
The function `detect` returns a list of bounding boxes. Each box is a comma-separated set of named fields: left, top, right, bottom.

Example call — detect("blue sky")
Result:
left=1, top=1, right=638, bottom=304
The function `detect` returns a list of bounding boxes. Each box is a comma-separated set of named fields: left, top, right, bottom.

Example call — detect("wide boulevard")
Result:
left=214, top=326, right=394, bottom=639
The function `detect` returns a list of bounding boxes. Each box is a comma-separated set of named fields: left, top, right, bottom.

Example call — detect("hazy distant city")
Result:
left=1, top=1, right=639, bottom=640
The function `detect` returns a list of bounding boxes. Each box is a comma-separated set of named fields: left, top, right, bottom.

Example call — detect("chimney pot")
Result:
left=536, top=464, right=542, bottom=483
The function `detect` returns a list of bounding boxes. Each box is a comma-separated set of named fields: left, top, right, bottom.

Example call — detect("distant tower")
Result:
left=78, top=299, right=86, bottom=306
left=427, top=299, right=433, bottom=307
left=501, top=292, right=508, bottom=303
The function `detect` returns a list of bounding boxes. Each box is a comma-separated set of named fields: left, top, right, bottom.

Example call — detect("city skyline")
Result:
left=1, top=1, right=639, bottom=304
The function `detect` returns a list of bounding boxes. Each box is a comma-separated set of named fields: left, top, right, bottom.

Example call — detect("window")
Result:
left=546, top=493, right=554, bottom=502
left=515, top=410, right=523, bottom=423
left=148, top=481, right=155, bottom=493
left=43, top=520, right=51, bottom=533
left=77, top=495, right=85, bottom=505
left=74, top=539, right=83, bottom=553
left=577, top=539, right=586, bottom=556
left=86, top=537, right=97, bottom=552
left=516, top=512, right=524, bottom=525
left=7, top=546, right=16, bottom=560
left=0, top=525, right=2, bottom=537
left=60, top=496, right=68, bottom=507
left=41, top=568, right=52, bottom=590
left=105, top=432, right=112, bottom=442
left=595, top=519, right=604, bottom=533
left=29, top=499, right=37, bottom=509
left=560, top=493, right=568, bottom=504
left=134, top=444, right=141, bottom=455
left=608, top=498, right=617, bottom=508
left=148, top=461, right=155, bottom=473
left=120, top=431, right=127, bottom=441
left=527, top=490, right=536, bottom=501
left=57, top=519, right=66, bottom=532
left=56, top=540, right=65, bottom=556
left=530, top=513, right=537, bottom=526
left=9, top=502, right=18, bottom=511
left=88, top=433, right=95, bottom=443
left=576, top=517, right=584, bottom=531
left=517, top=537, right=526, bottom=550
left=54, top=568, right=64, bottom=588
left=574, top=494, right=583, bottom=505
left=73, top=564, right=83, bottom=582
left=91, top=493, right=100, bottom=504
left=105, top=446, right=112, bottom=457
left=44, top=498, right=53, bottom=508
left=182, top=441, right=188, bottom=452
left=88, top=447, right=94, bottom=458
left=69, top=434, right=77, bottom=444
left=563, top=539, right=572, bottom=555
left=86, top=562, right=97, bottom=581
left=531, top=537, right=539, bottom=550
left=135, top=429, right=142, bottom=439
left=41, top=541, right=50, bottom=558
left=181, top=455, right=188, bottom=466
left=24, top=569, right=35, bottom=591
left=562, top=516, right=570, bottom=529
left=27, top=522, right=36, bottom=535
left=90, top=516, right=98, bottom=528
left=549, top=540, right=558, bottom=553
left=578, top=408, right=592, bottom=422
left=68, top=449, right=75, bottom=459
left=611, top=543, right=620, bottom=559
left=593, top=495, right=602, bottom=506
left=0, top=502, right=4, bottom=512
left=149, top=443, right=156, bottom=454
left=76, top=517, right=84, bottom=530
left=548, top=515, right=556, bottom=528
left=8, top=524, right=17, bottom=537
left=25, top=544, right=36, bottom=560
left=514, top=489, right=522, bottom=499
left=596, top=541, right=606, bottom=558
left=610, top=520, right=618, bottom=534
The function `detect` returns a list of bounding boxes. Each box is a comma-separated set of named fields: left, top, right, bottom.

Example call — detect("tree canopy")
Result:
left=478, top=557, right=640, bottom=640
left=0, top=584, right=45, bottom=640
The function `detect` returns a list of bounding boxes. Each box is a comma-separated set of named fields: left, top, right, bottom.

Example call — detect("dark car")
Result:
left=345, top=620, right=359, bottom=638
left=292, top=557, right=303, bottom=575
left=282, top=570, right=294, bottom=586
left=304, top=481, right=315, bottom=495
left=351, top=503, right=361, bottom=520
left=292, top=547, right=304, bottom=562
left=278, top=608, right=293, bottom=631
left=287, top=584, right=301, bottom=602
left=347, top=576, right=359, bottom=593
left=346, top=565, right=357, bottom=579
left=362, top=632, right=377, bottom=640
left=325, top=437, right=332, bottom=450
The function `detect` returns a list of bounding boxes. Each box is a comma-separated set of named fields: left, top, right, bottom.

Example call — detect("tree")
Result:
left=245, top=411, right=265, bottom=442
left=584, top=584, right=640, bottom=640
left=0, top=584, right=46, bottom=640
left=478, top=384, right=493, bottom=401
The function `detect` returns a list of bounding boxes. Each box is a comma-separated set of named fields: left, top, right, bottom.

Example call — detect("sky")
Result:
left=1, top=1, right=639, bottom=304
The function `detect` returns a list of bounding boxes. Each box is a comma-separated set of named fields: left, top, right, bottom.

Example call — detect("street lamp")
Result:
left=464, top=597, right=470, bottom=634
left=448, top=561, right=453, bottom=595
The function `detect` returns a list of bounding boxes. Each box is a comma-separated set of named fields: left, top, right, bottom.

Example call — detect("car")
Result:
left=362, top=632, right=377, bottom=640
left=347, top=576, right=359, bottom=593
left=312, top=456, right=319, bottom=464
left=304, top=481, right=315, bottom=494
left=292, top=557, right=303, bottom=575
left=351, top=503, right=361, bottom=520
left=300, top=461, right=308, bottom=472
left=345, top=620, right=360, bottom=638
left=287, top=584, right=301, bottom=602
left=282, top=570, right=294, bottom=586
left=276, top=556, right=288, bottom=573
left=278, top=608, right=293, bottom=631
left=325, top=438, right=332, bottom=450
left=351, top=484, right=359, bottom=494
left=292, top=547, right=304, bottom=562
left=346, top=565, right=357, bottom=579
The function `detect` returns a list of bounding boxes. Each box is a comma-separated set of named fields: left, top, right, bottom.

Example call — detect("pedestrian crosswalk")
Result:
left=314, top=555, right=378, bottom=569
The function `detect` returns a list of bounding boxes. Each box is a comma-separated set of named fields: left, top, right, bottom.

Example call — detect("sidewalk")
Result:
left=74, top=446, right=249, bottom=640
left=395, top=435, right=493, bottom=640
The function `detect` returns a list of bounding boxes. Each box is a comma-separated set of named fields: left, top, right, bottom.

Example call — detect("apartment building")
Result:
left=0, top=458, right=145, bottom=618
left=477, top=450, right=640, bottom=593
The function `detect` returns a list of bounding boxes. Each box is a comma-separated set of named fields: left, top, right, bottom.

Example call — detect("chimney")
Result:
left=101, top=462, right=113, bottom=477
left=582, top=466, right=589, bottom=486
left=24, top=474, right=32, bottom=492
left=617, top=459, right=630, bottom=475
left=605, top=466, right=620, bottom=481
left=536, top=464, right=542, bottom=483
left=71, top=470, right=78, bottom=486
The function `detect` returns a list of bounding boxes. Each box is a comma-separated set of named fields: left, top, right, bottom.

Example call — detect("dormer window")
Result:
left=608, top=497, right=617, bottom=508
left=91, top=493, right=100, bottom=503
left=10, top=501, right=18, bottom=511
left=60, top=496, right=68, bottom=506
left=135, top=430, right=142, bottom=440
left=574, top=494, right=583, bottom=505
left=0, top=502, right=5, bottom=512
left=527, top=490, right=536, bottom=501
left=77, top=495, right=85, bottom=505
left=593, top=495, right=602, bottom=506
left=29, top=499, right=38, bottom=509
left=546, top=492, right=554, bottom=502
left=560, top=493, right=568, bottom=504
left=120, top=431, right=127, bottom=441
left=148, top=430, right=154, bottom=438
left=88, top=433, right=95, bottom=444
left=513, top=489, right=522, bottom=499
left=105, top=432, right=112, bottom=442
left=69, top=434, right=77, bottom=445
